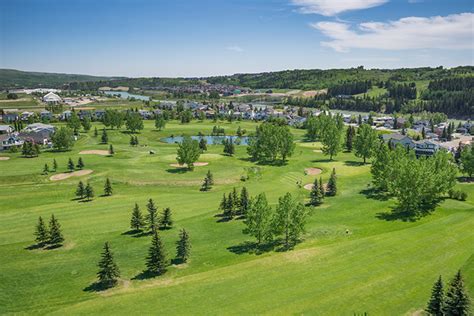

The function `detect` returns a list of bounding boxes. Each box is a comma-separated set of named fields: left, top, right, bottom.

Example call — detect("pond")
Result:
left=104, top=91, right=150, bottom=101
left=161, top=135, right=251, bottom=145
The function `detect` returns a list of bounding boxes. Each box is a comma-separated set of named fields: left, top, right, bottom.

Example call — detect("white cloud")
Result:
left=292, top=0, right=387, bottom=16
left=226, top=45, right=244, bottom=52
left=312, top=13, right=474, bottom=52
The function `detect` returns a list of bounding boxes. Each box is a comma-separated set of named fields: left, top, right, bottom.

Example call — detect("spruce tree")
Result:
left=130, top=203, right=145, bottom=231
left=109, top=144, right=114, bottom=155
left=426, top=276, right=444, bottom=316
left=77, top=157, right=84, bottom=169
left=310, top=177, right=323, bottom=206
left=42, top=163, right=49, bottom=175
left=326, top=168, right=337, bottom=196
left=239, top=187, right=250, bottom=216
left=145, top=231, right=167, bottom=276
left=101, top=128, right=108, bottom=144
left=104, top=178, right=113, bottom=196
left=97, top=242, right=120, bottom=288
left=206, top=170, right=214, bottom=185
left=160, top=208, right=173, bottom=230
left=444, top=270, right=470, bottom=316
left=146, top=198, right=158, bottom=232
left=224, top=192, right=234, bottom=218
left=85, top=183, right=94, bottom=201
left=130, top=135, right=135, bottom=146
left=219, top=194, right=227, bottom=214
left=34, top=216, right=48, bottom=246
left=94, top=127, right=98, bottom=137
left=48, top=214, right=64, bottom=246
left=231, top=187, right=240, bottom=215
left=53, top=158, right=58, bottom=171
left=76, top=181, right=85, bottom=199
left=319, top=177, right=325, bottom=198
left=200, top=174, right=212, bottom=191
left=176, top=228, right=191, bottom=263
left=199, top=138, right=207, bottom=152
left=67, top=158, right=75, bottom=172
left=345, top=126, right=354, bottom=152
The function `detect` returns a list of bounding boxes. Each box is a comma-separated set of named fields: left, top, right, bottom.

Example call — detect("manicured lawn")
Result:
left=0, top=120, right=472, bottom=315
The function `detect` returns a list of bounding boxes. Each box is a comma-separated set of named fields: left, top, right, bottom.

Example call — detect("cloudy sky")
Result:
left=0, top=0, right=472, bottom=77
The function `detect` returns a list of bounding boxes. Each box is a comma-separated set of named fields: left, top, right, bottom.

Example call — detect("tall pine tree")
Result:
left=34, top=216, right=48, bottom=246
left=104, top=178, right=113, bottom=196
left=176, top=229, right=191, bottom=263
left=146, top=198, right=158, bottom=232
left=130, top=203, right=145, bottom=231
left=76, top=181, right=85, bottom=199
left=310, top=177, right=323, bottom=206
left=444, top=270, right=470, bottom=316
left=160, top=208, right=173, bottom=230
left=48, top=214, right=64, bottom=247
left=145, top=231, right=167, bottom=275
left=97, top=242, right=120, bottom=288
left=326, top=168, right=337, bottom=196
left=426, top=276, right=444, bottom=316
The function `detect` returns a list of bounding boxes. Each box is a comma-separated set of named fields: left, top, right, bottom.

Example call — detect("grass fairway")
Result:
left=0, top=120, right=472, bottom=315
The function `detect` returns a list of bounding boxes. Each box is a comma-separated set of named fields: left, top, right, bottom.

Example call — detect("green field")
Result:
left=0, top=120, right=472, bottom=315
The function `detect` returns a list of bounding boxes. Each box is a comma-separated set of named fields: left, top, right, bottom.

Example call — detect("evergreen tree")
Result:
left=160, top=208, right=173, bottom=230
left=345, top=126, right=354, bottom=152
left=219, top=193, right=227, bottom=214
left=146, top=198, right=158, bottom=232
left=231, top=187, right=240, bottom=215
left=239, top=187, right=250, bottom=216
left=85, top=183, right=94, bottom=201
left=48, top=214, right=64, bottom=246
left=76, top=181, right=85, bottom=199
left=199, top=138, right=207, bottom=152
left=422, top=126, right=426, bottom=139
left=444, top=270, right=470, bottom=316
left=206, top=170, right=214, bottom=185
left=426, top=276, right=444, bottom=316
left=34, top=216, right=48, bottom=246
left=53, top=158, right=58, bottom=171
left=310, top=177, right=323, bottom=206
left=326, top=168, right=337, bottom=196
left=200, top=170, right=214, bottom=191
left=104, top=178, right=113, bottom=196
left=145, top=231, right=167, bottom=276
left=42, top=163, right=49, bottom=175
left=101, top=128, right=108, bottom=144
left=130, top=203, right=145, bottom=231
left=319, top=177, right=325, bottom=198
left=176, top=228, right=191, bottom=263
left=97, top=242, right=120, bottom=288
left=109, top=144, right=114, bottom=155
left=94, top=127, right=98, bottom=137
left=67, top=158, right=75, bottom=172
left=77, top=157, right=84, bottom=169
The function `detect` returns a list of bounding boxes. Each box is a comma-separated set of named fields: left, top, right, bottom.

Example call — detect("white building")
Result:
left=43, top=92, right=62, bottom=104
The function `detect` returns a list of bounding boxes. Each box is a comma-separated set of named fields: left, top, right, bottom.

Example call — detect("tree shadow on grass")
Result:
left=227, top=240, right=280, bottom=255
left=132, top=270, right=165, bottom=281
left=360, top=187, right=390, bottom=201
left=376, top=201, right=439, bottom=222
left=24, top=243, right=44, bottom=250
left=311, top=158, right=333, bottom=163
left=165, top=168, right=188, bottom=174
left=457, top=176, right=473, bottom=183
left=344, top=160, right=365, bottom=167
left=83, top=281, right=115, bottom=292
left=121, top=230, right=151, bottom=238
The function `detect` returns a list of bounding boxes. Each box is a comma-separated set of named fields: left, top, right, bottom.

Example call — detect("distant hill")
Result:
left=0, top=69, right=124, bottom=90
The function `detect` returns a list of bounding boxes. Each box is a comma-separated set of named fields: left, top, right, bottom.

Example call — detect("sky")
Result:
left=0, top=0, right=473, bottom=77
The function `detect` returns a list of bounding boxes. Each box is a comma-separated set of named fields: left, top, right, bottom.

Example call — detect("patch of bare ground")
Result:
left=313, top=149, right=322, bottom=153
left=79, top=150, right=109, bottom=156
left=50, top=170, right=93, bottom=181
left=0, top=156, right=10, bottom=161
left=304, top=168, right=322, bottom=175
left=304, top=183, right=328, bottom=191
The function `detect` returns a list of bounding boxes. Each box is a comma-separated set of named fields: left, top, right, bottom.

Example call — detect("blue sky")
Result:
left=0, top=0, right=472, bottom=77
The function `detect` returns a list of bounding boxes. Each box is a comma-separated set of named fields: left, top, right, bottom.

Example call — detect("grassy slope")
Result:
left=0, top=121, right=472, bottom=315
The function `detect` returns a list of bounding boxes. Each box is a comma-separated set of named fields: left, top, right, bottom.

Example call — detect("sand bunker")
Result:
left=305, top=168, right=322, bottom=175
left=169, top=162, right=209, bottom=168
left=0, top=157, right=10, bottom=161
left=313, top=149, right=322, bottom=153
left=50, top=169, right=93, bottom=181
left=79, top=150, right=110, bottom=156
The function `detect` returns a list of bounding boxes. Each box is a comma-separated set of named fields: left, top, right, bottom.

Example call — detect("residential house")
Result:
left=414, top=140, right=439, bottom=156
left=382, top=133, right=415, bottom=148
left=0, top=133, right=24, bottom=151
left=0, top=125, right=14, bottom=134
left=40, top=110, right=53, bottom=120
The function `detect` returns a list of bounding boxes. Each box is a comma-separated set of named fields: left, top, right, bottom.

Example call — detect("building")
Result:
left=43, top=92, right=62, bottom=104
left=0, top=133, right=24, bottom=151
left=414, top=140, right=439, bottom=156
left=382, top=133, right=415, bottom=148
left=0, top=125, right=14, bottom=134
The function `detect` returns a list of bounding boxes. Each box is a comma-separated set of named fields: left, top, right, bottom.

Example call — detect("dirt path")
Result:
left=50, top=169, right=93, bottom=181
left=79, top=150, right=109, bottom=156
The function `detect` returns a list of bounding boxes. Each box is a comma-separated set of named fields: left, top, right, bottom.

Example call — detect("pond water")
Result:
left=161, top=135, right=250, bottom=145
left=104, top=91, right=150, bottom=101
